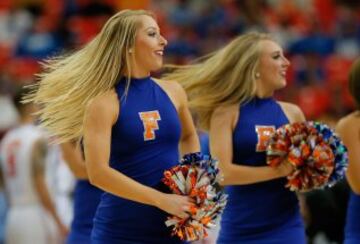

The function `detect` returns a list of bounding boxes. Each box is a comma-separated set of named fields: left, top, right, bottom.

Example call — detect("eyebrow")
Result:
left=145, top=27, right=159, bottom=31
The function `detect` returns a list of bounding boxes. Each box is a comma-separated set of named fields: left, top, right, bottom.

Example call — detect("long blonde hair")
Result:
left=163, top=32, right=273, bottom=130
left=24, top=9, right=154, bottom=143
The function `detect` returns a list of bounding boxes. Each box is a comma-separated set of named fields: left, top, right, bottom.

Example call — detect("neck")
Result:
left=20, top=115, right=34, bottom=125
left=255, top=79, right=275, bottom=98
left=130, top=71, right=150, bottom=79
left=124, top=67, right=150, bottom=79
left=255, top=89, right=273, bottom=98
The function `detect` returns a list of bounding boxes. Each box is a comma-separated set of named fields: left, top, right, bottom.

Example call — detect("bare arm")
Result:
left=32, top=138, right=68, bottom=237
left=336, top=115, right=360, bottom=194
left=154, top=79, right=200, bottom=155
left=210, top=106, right=290, bottom=186
left=84, top=91, right=192, bottom=218
left=60, top=142, right=88, bottom=179
left=175, top=83, right=200, bottom=155
left=278, top=101, right=306, bottom=123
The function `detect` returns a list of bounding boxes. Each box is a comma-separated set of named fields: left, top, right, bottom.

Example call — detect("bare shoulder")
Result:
left=85, top=90, right=119, bottom=123
left=213, top=104, right=238, bottom=117
left=153, top=78, right=184, bottom=110
left=212, top=104, right=239, bottom=129
left=87, top=90, right=118, bottom=109
left=277, top=101, right=305, bottom=123
left=336, top=112, right=360, bottom=133
left=154, top=78, right=185, bottom=96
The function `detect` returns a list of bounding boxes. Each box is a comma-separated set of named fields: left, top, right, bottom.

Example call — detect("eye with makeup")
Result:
left=148, top=31, right=157, bottom=37
left=272, top=54, right=281, bottom=60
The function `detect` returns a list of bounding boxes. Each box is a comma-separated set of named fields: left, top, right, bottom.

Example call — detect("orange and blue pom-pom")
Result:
left=162, top=152, right=227, bottom=241
left=267, top=121, right=348, bottom=192
left=311, top=121, right=348, bottom=187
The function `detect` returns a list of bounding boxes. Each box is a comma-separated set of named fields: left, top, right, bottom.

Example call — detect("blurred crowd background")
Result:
left=0, top=0, right=359, bottom=243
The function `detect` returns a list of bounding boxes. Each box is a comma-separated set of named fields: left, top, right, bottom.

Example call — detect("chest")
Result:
left=233, top=101, right=289, bottom=154
left=111, top=86, right=181, bottom=152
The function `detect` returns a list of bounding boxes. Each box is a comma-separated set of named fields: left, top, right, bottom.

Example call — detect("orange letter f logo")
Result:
left=255, top=125, right=275, bottom=152
left=139, top=110, right=161, bottom=141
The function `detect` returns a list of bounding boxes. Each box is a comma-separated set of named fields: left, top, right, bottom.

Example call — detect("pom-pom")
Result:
left=267, top=121, right=348, bottom=192
left=162, top=152, right=227, bottom=241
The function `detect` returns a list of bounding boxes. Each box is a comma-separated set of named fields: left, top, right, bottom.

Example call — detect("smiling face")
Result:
left=256, top=39, right=290, bottom=96
left=130, top=15, right=167, bottom=76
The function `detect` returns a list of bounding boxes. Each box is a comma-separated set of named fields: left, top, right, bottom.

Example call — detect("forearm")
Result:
left=35, top=177, right=64, bottom=227
left=88, top=167, right=163, bottom=207
left=179, top=133, right=200, bottom=156
left=220, top=163, right=285, bottom=186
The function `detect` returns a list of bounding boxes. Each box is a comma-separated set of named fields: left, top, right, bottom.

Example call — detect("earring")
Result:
left=255, top=72, right=260, bottom=78
left=129, top=49, right=133, bottom=54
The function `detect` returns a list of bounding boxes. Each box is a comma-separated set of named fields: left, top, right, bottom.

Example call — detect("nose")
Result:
left=282, top=56, right=290, bottom=67
left=159, top=35, right=168, bottom=47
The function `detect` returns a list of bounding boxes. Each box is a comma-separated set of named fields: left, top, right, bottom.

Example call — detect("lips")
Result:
left=155, top=50, right=163, bottom=56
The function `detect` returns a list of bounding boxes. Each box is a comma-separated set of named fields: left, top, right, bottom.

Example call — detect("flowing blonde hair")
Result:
left=24, top=9, right=154, bottom=143
left=162, top=32, right=273, bottom=130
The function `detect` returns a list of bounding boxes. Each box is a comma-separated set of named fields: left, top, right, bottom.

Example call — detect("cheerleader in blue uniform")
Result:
left=336, top=58, right=360, bottom=244
left=60, top=142, right=102, bottom=244
left=90, top=74, right=198, bottom=243
left=25, top=9, right=200, bottom=244
left=163, top=32, right=307, bottom=244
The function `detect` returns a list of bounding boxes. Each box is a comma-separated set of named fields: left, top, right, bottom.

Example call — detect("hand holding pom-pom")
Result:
left=156, top=194, right=195, bottom=220
left=267, top=121, right=348, bottom=192
left=162, top=152, right=227, bottom=241
left=275, top=159, right=295, bottom=177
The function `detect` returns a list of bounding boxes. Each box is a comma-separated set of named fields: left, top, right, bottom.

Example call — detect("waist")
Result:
left=96, top=181, right=170, bottom=218
left=221, top=207, right=302, bottom=237
left=347, top=192, right=360, bottom=217
left=345, top=192, right=360, bottom=233
left=348, top=191, right=360, bottom=206
left=109, top=155, right=179, bottom=186
left=74, top=181, right=103, bottom=202
left=222, top=180, right=300, bottom=228
left=99, top=181, right=170, bottom=207
left=224, top=178, right=295, bottom=200
left=94, top=195, right=171, bottom=237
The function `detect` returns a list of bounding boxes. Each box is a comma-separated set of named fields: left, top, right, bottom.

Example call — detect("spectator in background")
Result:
left=0, top=87, right=68, bottom=244
left=15, top=16, right=62, bottom=59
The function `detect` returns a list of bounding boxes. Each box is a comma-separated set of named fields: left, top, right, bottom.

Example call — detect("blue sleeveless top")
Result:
left=91, top=77, right=185, bottom=243
left=344, top=191, right=360, bottom=244
left=218, top=98, right=305, bottom=244
left=67, top=180, right=102, bottom=244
